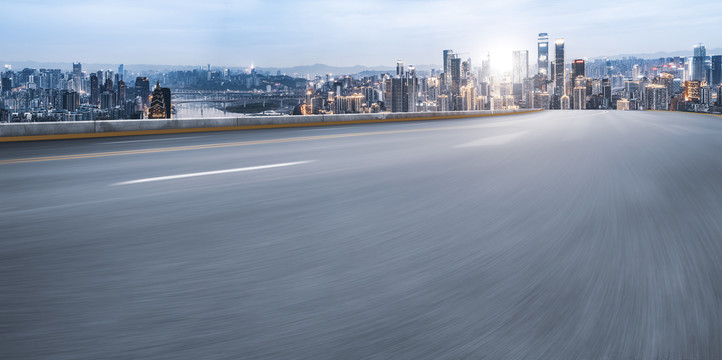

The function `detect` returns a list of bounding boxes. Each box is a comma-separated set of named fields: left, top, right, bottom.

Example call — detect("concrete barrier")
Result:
left=0, top=109, right=542, bottom=142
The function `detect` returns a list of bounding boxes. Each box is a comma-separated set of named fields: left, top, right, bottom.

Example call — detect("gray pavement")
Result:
left=2, top=110, right=722, bottom=359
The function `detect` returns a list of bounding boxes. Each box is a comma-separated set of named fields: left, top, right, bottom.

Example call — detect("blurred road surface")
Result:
left=2, top=110, right=722, bottom=359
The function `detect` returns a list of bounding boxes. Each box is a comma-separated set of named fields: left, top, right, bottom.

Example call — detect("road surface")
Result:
left=2, top=110, right=722, bottom=359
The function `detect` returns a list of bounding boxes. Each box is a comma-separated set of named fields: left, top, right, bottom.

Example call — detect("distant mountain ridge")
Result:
left=0, top=61, right=440, bottom=76
left=4, top=49, right=721, bottom=75
left=257, top=63, right=441, bottom=77
left=596, top=48, right=722, bottom=60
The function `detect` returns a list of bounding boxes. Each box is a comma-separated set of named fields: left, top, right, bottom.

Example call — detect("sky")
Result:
left=2, top=0, right=721, bottom=71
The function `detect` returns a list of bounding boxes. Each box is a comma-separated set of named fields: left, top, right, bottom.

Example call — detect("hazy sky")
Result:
left=3, top=0, right=721, bottom=70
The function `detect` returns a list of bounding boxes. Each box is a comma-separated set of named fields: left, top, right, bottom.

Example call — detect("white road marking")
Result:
left=454, top=131, right=528, bottom=148
left=112, top=161, right=314, bottom=186
left=103, top=136, right=204, bottom=144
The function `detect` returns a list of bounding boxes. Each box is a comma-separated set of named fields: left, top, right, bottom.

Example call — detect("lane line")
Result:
left=0, top=120, right=538, bottom=165
left=454, top=131, right=529, bottom=148
left=112, top=161, right=314, bottom=186
left=103, top=136, right=204, bottom=144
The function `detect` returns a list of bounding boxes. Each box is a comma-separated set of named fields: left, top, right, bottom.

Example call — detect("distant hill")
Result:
left=258, top=63, right=441, bottom=77
left=0, top=61, right=441, bottom=77
left=0, top=61, right=209, bottom=72
left=597, top=48, right=722, bottom=60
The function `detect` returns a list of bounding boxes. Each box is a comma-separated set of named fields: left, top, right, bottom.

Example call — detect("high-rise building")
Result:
left=602, top=78, right=612, bottom=108
left=100, top=91, right=115, bottom=109
left=406, top=65, right=418, bottom=112
left=118, top=64, right=124, bottom=81
left=560, top=94, right=570, bottom=110
left=72, top=62, right=82, bottom=78
left=396, top=60, right=405, bottom=78
left=573, top=86, right=586, bottom=110
left=148, top=81, right=171, bottom=119
left=512, top=50, right=529, bottom=84
left=135, top=77, right=150, bottom=105
left=684, top=81, right=701, bottom=102
left=571, top=59, right=585, bottom=80
left=450, top=57, right=461, bottom=100
left=461, top=59, right=471, bottom=85
left=692, top=44, right=706, bottom=82
left=72, top=62, right=82, bottom=92
left=1, top=77, right=11, bottom=93
left=161, top=87, right=171, bottom=118
left=480, top=53, right=491, bottom=82
left=711, top=55, right=722, bottom=87
left=90, top=74, right=99, bottom=105
left=61, top=91, right=80, bottom=111
left=554, top=38, right=565, bottom=98
left=699, top=84, right=712, bottom=105
left=645, top=84, right=668, bottom=110
left=461, top=84, right=476, bottom=110
left=118, top=80, right=126, bottom=104
left=386, top=78, right=407, bottom=113
left=443, top=50, right=455, bottom=92
left=538, top=33, right=549, bottom=79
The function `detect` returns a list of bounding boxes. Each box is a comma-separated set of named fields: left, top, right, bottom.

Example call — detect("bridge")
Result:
left=2, top=110, right=722, bottom=358
left=171, top=91, right=304, bottom=105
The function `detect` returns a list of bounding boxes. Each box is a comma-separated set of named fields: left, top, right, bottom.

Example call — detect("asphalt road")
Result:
left=2, top=110, right=722, bottom=359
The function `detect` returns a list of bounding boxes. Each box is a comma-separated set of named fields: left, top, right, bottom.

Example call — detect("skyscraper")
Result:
left=135, top=77, right=150, bottom=105
left=62, top=91, right=80, bottom=111
left=480, top=53, right=491, bottom=82
left=692, top=44, right=706, bottom=82
left=711, top=55, right=721, bottom=87
left=573, top=86, right=585, bottom=110
left=1, top=77, right=12, bottom=93
left=118, top=64, right=124, bottom=81
left=512, top=50, right=529, bottom=84
left=406, top=65, right=418, bottom=112
left=385, top=77, right=413, bottom=113
left=72, top=62, right=82, bottom=78
left=450, top=56, right=461, bottom=98
left=148, top=81, right=171, bottom=119
left=443, top=50, right=455, bottom=92
left=538, top=33, right=549, bottom=79
left=90, top=73, right=99, bottom=105
left=554, top=38, right=565, bottom=98
left=396, top=60, right=405, bottom=78
left=118, top=80, right=126, bottom=104
left=571, top=59, right=585, bottom=80
left=645, top=84, right=668, bottom=110
left=72, top=62, right=82, bottom=92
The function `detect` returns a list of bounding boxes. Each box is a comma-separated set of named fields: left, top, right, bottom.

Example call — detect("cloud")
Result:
left=1, top=0, right=720, bottom=67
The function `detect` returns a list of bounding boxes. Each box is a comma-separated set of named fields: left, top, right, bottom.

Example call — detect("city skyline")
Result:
left=3, top=0, right=721, bottom=70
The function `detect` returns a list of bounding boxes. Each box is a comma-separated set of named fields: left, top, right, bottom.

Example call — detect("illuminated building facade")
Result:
left=573, top=86, right=586, bottom=109
left=684, top=81, right=701, bottom=102
left=571, top=59, right=585, bottom=80
left=148, top=81, right=171, bottom=119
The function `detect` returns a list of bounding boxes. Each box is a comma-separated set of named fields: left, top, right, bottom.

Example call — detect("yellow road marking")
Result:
left=647, top=110, right=722, bottom=118
left=0, top=116, right=536, bottom=165
left=0, top=110, right=543, bottom=143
